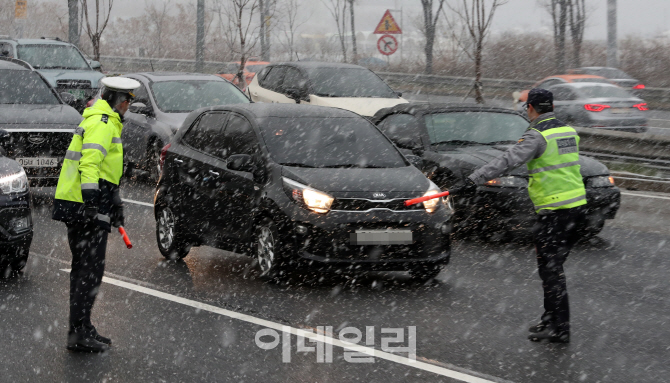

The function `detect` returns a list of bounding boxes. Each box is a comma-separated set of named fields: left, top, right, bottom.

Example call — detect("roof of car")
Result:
left=126, top=72, right=225, bottom=82
left=551, top=82, right=620, bottom=89
left=372, top=103, right=524, bottom=120
left=272, top=61, right=367, bottom=70
left=543, top=74, right=608, bottom=82
left=208, top=103, right=360, bottom=119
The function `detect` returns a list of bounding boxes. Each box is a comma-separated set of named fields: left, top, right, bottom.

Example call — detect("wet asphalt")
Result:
left=1, top=181, right=670, bottom=383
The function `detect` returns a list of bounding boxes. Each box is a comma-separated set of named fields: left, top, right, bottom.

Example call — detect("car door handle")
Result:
left=174, top=158, right=184, bottom=163
left=209, top=170, right=220, bottom=176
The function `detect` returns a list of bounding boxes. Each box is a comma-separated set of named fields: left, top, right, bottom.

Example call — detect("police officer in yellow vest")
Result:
left=454, top=88, right=586, bottom=343
left=52, top=77, right=141, bottom=352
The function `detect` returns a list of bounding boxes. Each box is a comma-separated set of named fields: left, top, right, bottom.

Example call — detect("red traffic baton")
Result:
left=404, top=190, right=451, bottom=206
left=118, top=226, right=133, bottom=249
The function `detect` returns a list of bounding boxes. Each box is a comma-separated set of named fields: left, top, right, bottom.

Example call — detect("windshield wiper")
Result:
left=278, top=162, right=316, bottom=168
left=485, top=140, right=518, bottom=145
left=40, top=66, right=71, bottom=69
left=431, top=140, right=483, bottom=146
left=320, top=164, right=386, bottom=169
left=313, top=93, right=340, bottom=97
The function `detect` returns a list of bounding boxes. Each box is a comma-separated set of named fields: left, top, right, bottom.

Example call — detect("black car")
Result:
left=154, top=104, right=453, bottom=281
left=0, top=58, right=82, bottom=187
left=0, top=132, right=33, bottom=276
left=119, top=72, right=251, bottom=180
left=372, top=104, right=621, bottom=239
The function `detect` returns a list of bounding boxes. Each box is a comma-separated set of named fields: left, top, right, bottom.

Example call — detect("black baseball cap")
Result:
left=525, top=88, right=553, bottom=110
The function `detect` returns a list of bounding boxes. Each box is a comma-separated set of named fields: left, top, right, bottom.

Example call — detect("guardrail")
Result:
left=576, top=127, right=670, bottom=161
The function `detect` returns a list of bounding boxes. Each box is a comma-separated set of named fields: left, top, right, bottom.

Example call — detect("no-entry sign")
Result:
left=377, top=34, right=398, bottom=56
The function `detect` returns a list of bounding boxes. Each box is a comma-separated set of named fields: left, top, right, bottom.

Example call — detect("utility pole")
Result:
left=68, top=0, right=79, bottom=46
left=195, top=0, right=205, bottom=72
left=259, top=0, right=267, bottom=61
left=606, top=0, right=617, bottom=67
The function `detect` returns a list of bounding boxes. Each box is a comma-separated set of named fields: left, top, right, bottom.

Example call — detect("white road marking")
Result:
left=60, top=268, right=500, bottom=383
left=122, top=198, right=153, bottom=207
left=621, top=192, right=670, bottom=201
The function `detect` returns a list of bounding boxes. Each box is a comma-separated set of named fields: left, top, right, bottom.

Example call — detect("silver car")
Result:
left=547, top=83, right=648, bottom=133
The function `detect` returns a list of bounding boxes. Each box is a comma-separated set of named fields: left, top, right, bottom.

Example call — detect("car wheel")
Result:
left=144, top=139, right=162, bottom=182
left=156, top=205, right=191, bottom=260
left=255, top=218, right=288, bottom=280
left=409, top=265, right=443, bottom=282
left=10, top=253, right=29, bottom=271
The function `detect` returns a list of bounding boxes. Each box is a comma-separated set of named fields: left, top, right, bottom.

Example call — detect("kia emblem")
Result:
left=372, top=192, right=387, bottom=199
left=28, top=135, right=46, bottom=144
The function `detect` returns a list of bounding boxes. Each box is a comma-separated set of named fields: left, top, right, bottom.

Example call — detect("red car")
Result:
left=216, top=60, right=269, bottom=90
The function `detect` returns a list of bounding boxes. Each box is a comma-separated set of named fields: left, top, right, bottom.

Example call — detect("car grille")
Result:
left=330, top=198, right=424, bottom=212
left=56, top=79, right=91, bottom=89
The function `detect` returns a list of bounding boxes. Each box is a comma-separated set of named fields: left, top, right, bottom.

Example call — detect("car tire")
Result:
left=409, top=264, right=443, bottom=282
left=10, top=253, right=29, bottom=272
left=254, top=218, right=288, bottom=280
left=156, top=204, right=191, bottom=260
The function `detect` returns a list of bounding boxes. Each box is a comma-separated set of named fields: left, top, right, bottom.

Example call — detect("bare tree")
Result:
left=447, top=0, right=508, bottom=103
left=420, top=0, right=446, bottom=74
left=80, top=0, right=114, bottom=60
left=145, top=0, right=172, bottom=58
left=348, top=0, right=357, bottom=63
left=321, top=0, right=348, bottom=62
left=276, top=0, right=309, bottom=60
left=567, top=0, right=586, bottom=67
left=541, top=0, right=568, bottom=72
left=216, top=0, right=260, bottom=88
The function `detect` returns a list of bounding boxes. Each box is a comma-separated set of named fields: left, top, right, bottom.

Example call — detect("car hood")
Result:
left=36, top=69, right=105, bottom=89
left=434, top=144, right=609, bottom=177
left=281, top=165, right=432, bottom=196
left=0, top=156, right=23, bottom=177
left=308, top=95, right=408, bottom=117
left=0, top=104, right=82, bottom=126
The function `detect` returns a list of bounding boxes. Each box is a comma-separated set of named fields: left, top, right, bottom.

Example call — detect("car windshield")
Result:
left=17, top=44, right=90, bottom=70
left=583, top=68, right=633, bottom=79
left=0, top=70, right=59, bottom=104
left=577, top=85, right=635, bottom=99
left=151, top=80, right=250, bottom=113
left=425, top=112, right=529, bottom=145
left=307, top=68, right=397, bottom=98
left=259, top=117, right=407, bottom=168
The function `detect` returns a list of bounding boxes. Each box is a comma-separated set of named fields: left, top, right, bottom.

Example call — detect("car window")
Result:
left=129, top=80, right=150, bottom=104
left=377, top=114, right=422, bottom=143
left=551, top=86, right=577, bottom=101
left=260, top=66, right=286, bottom=92
left=425, top=112, right=529, bottom=145
left=282, top=67, right=309, bottom=93
left=259, top=116, right=407, bottom=168
left=256, top=66, right=272, bottom=84
left=150, top=80, right=250, bottom=113
left=0, top=69, right=60, bottom=105
left=16, top=44, right=89, bottom=70
left=576, top=85, right=635, bottom=99
left=306, top=67, right=397, bottom=98
left=182, top=112, right=227, bottom=156
left=222, top=114, right=260, bottom=158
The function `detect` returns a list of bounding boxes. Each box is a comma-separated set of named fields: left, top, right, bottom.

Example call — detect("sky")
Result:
left=108, top=0, right=670, bottom=41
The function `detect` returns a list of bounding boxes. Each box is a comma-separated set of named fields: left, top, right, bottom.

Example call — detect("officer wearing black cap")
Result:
left=53, top=77, right=141, bottom=352
left=452, top=88, right=587, bottom=343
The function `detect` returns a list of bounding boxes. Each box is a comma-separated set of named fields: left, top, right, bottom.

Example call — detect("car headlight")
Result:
left=587, top=176, right=615, bottom=188
left=283, top=177, right=334, bottom=214
left=0, top=170, right=28, bottom=194
left=484, top=176, right=528, bottom=187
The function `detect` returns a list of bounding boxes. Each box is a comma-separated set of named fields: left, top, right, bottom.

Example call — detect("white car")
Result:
left=247, top=62, right=408, bottom=117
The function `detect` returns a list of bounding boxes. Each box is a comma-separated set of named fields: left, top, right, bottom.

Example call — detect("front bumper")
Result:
left=278, top=205, right=453, bottom=271
left=0, top=192, right=33, bottom=260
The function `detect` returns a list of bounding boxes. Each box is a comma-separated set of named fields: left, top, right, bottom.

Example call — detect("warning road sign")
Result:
left=377, top=34, right=398, bottom=56
left=14, top=0, right=27, bottom=19
left=373, top=10, right=402, bottom=35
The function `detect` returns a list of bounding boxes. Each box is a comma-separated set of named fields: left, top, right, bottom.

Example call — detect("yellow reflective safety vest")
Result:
left=52, top=99, right=124, bottom=230
left=527, top=117, right=587, bottom=213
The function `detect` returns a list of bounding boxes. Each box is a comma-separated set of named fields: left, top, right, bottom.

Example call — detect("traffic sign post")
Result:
left=377, top=34, right=398, bottom=56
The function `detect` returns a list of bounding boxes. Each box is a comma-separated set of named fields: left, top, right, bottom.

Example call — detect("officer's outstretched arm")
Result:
left=78, top=118, right=113, bottom=206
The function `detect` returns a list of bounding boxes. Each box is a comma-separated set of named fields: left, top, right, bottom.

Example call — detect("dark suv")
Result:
left=154, top=104, right=453, bottom=281
left=0, top=58, right=82, bottom=187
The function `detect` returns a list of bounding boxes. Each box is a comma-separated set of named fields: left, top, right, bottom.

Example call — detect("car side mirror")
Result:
left=89, top=60, right=101, bottom=70
left=59, top=92, right=78, bottom=108
left=285, top=88, right=307, bottom=104
left=129, top=102, right=153, bottom=116
left=405, top=154, right=423, bottom=169
left=227, top=154, right=255, bottom=172
left=396, top=91, right=403, bottom=97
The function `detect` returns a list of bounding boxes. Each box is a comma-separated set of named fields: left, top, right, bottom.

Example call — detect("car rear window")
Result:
left=0, top=69, right=60, bottom=105
left=583, top=68, right=633, bottom=79
left=259, top=116, right=407, bottom=168
left=425, top=112, right=528, bottom=145
left=577, top=85, right=634, bottom=99
left=306, top=68, right=397, bottom=98
left=151, top=80, right=250, bottom=113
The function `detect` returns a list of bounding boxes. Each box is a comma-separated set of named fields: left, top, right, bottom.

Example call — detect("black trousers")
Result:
left=532, top=207, right=583, bottom=333
left=66, top=221, right=108, bottom=334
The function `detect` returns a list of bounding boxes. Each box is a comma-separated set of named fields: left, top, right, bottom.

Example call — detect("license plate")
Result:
left=610, top=108, right=631, bottom=114
left=17, top=157, right=59, bottom=167
left=350, top=230, right=413, bottom=245
left=68, top=89, right=87, bottom=99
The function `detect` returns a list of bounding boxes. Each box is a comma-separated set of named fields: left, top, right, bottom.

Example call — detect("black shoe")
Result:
left=528, top=320, right=549, bottom=333
left=67, top=336, right=110, bottom=353
left=528, top=327, right=570, bottom=343
left=89, top=328, right=112, bottom=345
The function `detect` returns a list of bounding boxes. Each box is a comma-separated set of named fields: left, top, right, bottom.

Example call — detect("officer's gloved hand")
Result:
left=84, top=205, right=98, bottom=222
left=111, top=205, right=124, bottom=228
left=449, top=178, right=477, bottom=197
